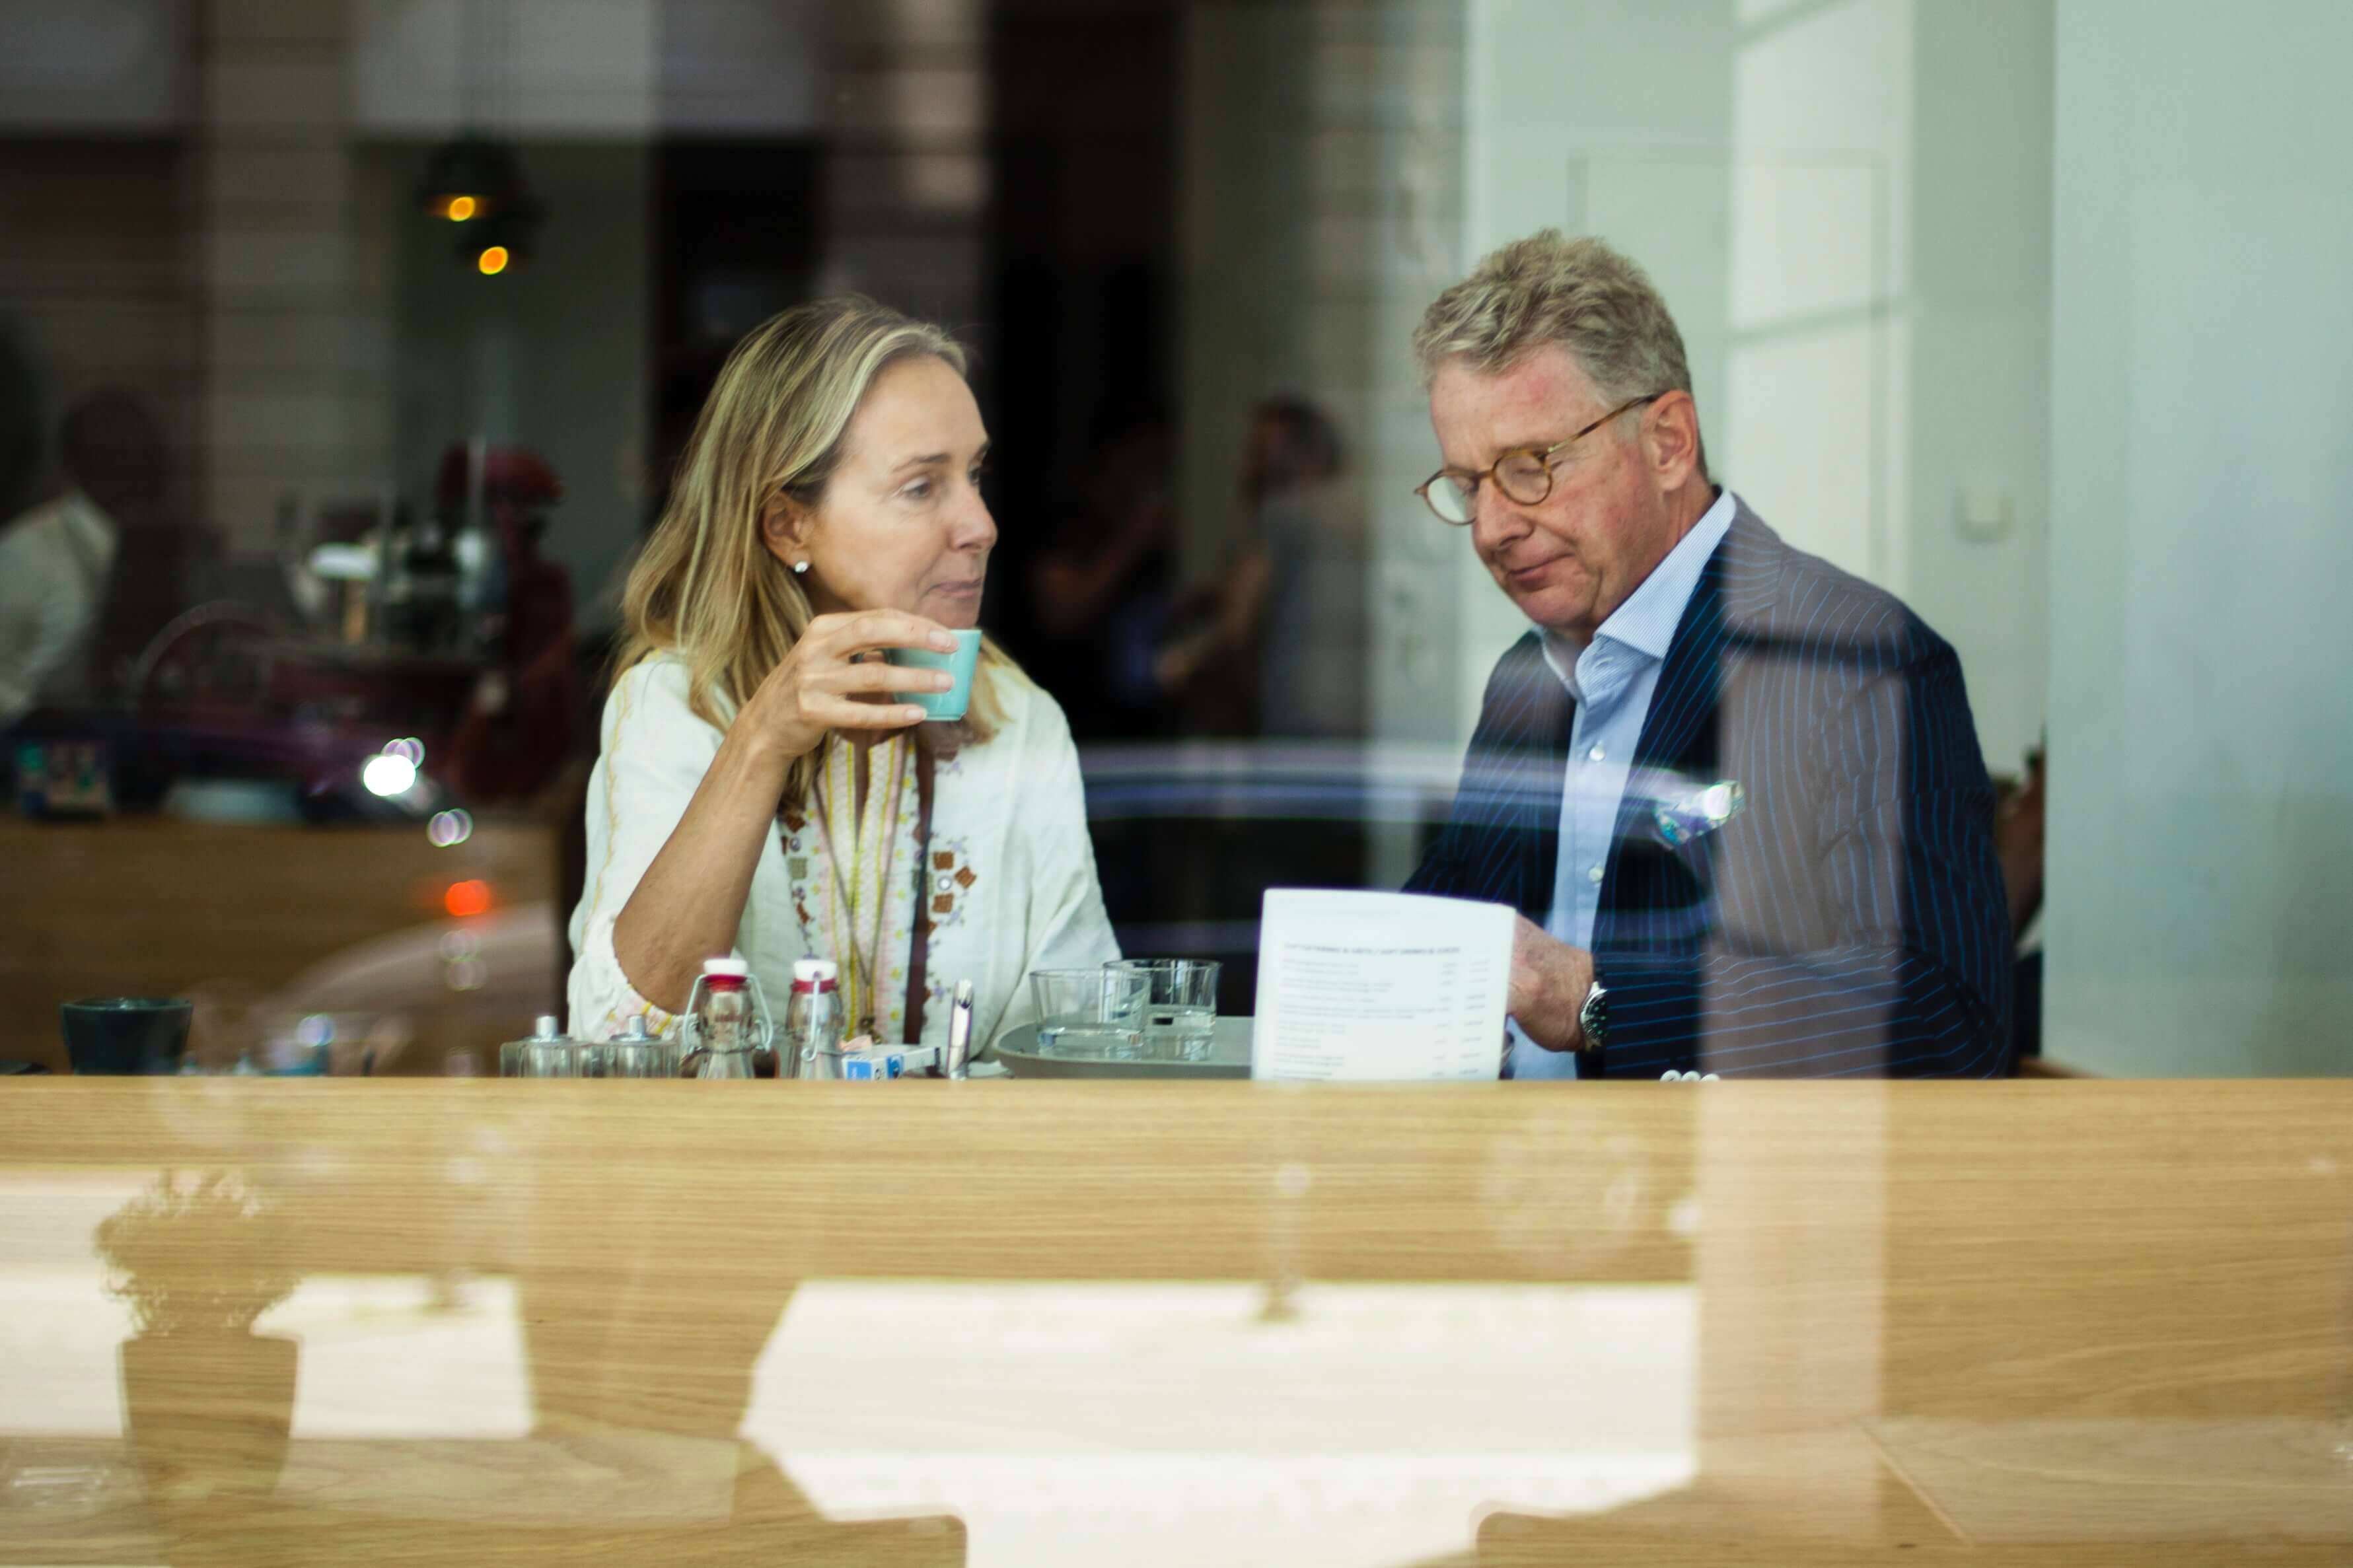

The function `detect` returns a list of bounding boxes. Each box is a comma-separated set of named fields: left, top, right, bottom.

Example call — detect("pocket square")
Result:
left=1653, top=779, right=1745, bottom=848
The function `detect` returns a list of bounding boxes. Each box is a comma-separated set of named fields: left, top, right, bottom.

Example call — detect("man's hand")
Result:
left=1508, top=914, right=1597, bottom=1053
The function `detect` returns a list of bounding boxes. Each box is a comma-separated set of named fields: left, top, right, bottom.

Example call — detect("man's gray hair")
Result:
left=1414, top=229, right=1705, bottom=474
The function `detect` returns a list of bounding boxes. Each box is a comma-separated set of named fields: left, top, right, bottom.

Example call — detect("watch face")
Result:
left=1579, top=983, right=1607, bottom=1046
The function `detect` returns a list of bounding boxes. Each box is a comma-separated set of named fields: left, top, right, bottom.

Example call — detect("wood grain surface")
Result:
left=0, top=1079, right=2344, bottom=1565
left=0, top=817, right=558, bottom=1072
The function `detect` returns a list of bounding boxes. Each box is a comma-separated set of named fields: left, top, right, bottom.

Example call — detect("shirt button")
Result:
left=1587, top=864, right=1605, bottom=884
left=1587, top=744, right=1606, bottom=763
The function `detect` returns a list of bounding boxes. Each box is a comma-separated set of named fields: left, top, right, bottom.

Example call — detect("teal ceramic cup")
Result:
left=885, top=628, right=983, bottom=722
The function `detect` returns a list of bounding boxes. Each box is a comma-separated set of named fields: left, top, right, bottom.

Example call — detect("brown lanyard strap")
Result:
left=901, top=741, right=939, bottom=1045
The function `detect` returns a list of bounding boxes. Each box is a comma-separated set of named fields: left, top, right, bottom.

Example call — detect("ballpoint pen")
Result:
left=944, top=979, right=974, bottom=1079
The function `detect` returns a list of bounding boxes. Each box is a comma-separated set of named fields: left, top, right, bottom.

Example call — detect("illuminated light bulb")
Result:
left=444, top=879, right=492, bottom=919
left=427, top=808, right=474, bottom=847
left=363, top=752, right=419, bottom=797
left=445, top=194, right=478, bottom=221
left=476, top=246, right=509, bottom=275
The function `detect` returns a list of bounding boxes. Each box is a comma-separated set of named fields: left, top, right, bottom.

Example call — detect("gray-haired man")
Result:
left=1403, top=230, right=2011, bottom=1079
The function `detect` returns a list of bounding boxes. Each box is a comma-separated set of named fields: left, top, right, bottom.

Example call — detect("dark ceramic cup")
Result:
left=61, top=997, right=194, bottom=1075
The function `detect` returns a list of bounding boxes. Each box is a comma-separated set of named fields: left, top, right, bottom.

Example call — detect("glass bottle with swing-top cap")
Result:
left=782, top=957, right=845, bottom=1079
left=680, top=957, right=772, bottom=1079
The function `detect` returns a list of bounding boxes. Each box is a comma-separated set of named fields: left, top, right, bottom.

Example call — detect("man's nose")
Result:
left=1470, top=487, right=1534, bottom=553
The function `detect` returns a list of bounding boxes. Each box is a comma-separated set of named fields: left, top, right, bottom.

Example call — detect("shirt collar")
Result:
left=1538, top=487, right=1738, bottom=686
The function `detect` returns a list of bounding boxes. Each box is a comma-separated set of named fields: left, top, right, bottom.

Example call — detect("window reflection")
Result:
left=0, top=0, right=2071, bottom=1077
left=748, top=1280, right=1696, bottom=1564
left=1, top=5, right=2348, bottom=1564
left=267, top=1274, right=532, bottom=1441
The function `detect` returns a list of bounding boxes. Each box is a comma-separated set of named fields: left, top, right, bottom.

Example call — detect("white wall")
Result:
left=1441, top=0, right=2050, bottom=774
left=2043, top=0, right=2353, bottom=1076
left=1456, top=0, right=1736, bottom=738
left=1904, top=0, right=2050, bottom=780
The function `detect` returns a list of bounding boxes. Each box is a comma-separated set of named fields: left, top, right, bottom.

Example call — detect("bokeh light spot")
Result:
left=363, top=752, right=418, bottom=797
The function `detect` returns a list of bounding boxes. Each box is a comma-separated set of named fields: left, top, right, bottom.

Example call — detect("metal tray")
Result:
left=992, top=1016, right=1253, bottom=1079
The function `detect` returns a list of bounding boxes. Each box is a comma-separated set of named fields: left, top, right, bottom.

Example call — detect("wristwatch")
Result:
left=1577, top=979, right=1609, bottom=1052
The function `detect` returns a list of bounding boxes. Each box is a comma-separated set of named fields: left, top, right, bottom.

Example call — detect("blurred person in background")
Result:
left=1024, top=414, right=1180, bottom=738
left=0, top=388, right=165, bottom=729
left=1157, top=396, right=1365, bottom=738
left=445, top=444, right=581, bottom=803
left=568, top=296, right=1118, bottom=1054
left=1403, top=231, right=2009, bottom=1080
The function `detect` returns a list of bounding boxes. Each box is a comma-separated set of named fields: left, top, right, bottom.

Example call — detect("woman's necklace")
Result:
left=816, top=732, right=910, bottom=1037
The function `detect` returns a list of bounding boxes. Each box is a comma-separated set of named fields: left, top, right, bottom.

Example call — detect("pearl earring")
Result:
left=792, top=559, right=809, bottom=575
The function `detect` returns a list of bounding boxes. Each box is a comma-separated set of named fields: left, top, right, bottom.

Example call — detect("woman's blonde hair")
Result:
left=616, top=295, right=1021, bottom=806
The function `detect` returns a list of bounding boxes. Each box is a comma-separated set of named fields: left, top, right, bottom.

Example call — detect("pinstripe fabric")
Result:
left=1406, top=501, right=2011, bottom=1079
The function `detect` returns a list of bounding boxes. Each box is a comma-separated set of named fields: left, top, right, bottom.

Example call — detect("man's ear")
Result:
left=1644, top=391, right=1703, bottom=490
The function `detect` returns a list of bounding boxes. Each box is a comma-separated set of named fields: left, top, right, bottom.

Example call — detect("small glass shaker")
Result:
left=500, top=1015, right=579, bottom=1077
left=680, top=958, right=772, bottom=1079
left=782, top=958, right=844, bottom=1079
left=597, top=1015, right=677, bottom=1079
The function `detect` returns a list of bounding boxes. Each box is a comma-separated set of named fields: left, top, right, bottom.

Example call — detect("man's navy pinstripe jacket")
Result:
left=1405, top=499, right=2012, bottom=1078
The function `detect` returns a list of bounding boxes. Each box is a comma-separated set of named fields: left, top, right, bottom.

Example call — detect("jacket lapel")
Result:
left=1599, top=511, right=1781, bottom=943
left=1628, top=507, right=1785, bottom=787
left=1628, top=552, right=1727, bottom=789
left=1466, top=633, right=1575, bottom=919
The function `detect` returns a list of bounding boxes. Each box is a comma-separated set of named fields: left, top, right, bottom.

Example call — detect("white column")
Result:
left=197, top=0, right=367, bottom=552
left=2044, top=0, right=2353, bottom=1076
left=822, top=0, right=988, bottom=329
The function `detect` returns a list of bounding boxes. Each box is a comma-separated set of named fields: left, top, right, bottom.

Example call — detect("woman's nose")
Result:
left=953, top=488, right=998, bottom=551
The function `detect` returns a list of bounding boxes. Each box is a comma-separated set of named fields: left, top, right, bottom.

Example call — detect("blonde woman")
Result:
left=567, top=296, right=1118, bottom=1055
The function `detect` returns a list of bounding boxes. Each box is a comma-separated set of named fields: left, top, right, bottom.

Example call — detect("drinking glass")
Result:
left=1028, top=968, right=1149, bottom=1060
left=1108, top=959, right=1221, bottom=1061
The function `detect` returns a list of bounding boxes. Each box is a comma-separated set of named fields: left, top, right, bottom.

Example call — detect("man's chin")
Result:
left=1500, top=580, right=1595, bottom=637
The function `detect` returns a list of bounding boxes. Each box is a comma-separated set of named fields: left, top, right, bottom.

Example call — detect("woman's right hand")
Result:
left=743, top=610, right=960, bottom=764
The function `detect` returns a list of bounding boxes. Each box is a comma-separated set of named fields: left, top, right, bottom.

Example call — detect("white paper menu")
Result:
left=1250, top=890, right=1515, bottom=1081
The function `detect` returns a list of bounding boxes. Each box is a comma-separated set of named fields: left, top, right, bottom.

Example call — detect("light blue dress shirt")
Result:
left=1506, top=487, right=1738, bottom=1080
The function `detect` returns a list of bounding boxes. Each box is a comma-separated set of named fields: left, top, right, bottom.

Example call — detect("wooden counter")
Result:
left=0, top=1079, right=2345, bottom=1565
left=0, top=816, right=558, bottom=1072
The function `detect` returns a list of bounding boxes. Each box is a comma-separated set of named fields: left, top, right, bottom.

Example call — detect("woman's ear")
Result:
left=759, top=489, right=811, bottom=571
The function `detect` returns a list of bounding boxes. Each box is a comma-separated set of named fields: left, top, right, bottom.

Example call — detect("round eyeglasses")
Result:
left=1414, top=394, right=1663, bottom=525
